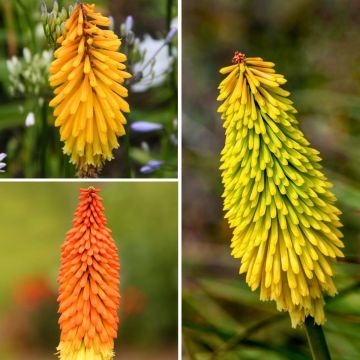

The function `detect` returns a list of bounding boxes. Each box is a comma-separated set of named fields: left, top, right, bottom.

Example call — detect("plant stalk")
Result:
left=304, top=317, right=331, bottom=360
left=40, top=100, right=48, bottom=177
left=16, top=0, right=37, bottom=52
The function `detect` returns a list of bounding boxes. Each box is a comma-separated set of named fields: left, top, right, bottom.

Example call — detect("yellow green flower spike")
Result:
left=217, top=51, right=345, bottom=328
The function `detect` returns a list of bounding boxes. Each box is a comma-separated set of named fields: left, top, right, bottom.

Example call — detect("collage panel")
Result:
left=183, top=0, right=360, bottom=359
left=0, top=182, right=178, bottom=359
left=0, top=0, right=177, bottom=179
left=1, top=0, right=360, bottom=359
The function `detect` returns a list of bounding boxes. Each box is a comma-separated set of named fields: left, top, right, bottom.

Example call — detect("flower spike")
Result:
left=49, top=3, right=131, bottom=176
left=217, top=52, right=344, bottom=327
left=57, top=187, right=120, bottom=359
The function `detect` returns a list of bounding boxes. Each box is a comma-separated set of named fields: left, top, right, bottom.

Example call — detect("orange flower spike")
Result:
left=57, top=187, right=120, bottom=360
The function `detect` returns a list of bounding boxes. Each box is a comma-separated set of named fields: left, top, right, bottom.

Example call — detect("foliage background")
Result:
left=0, top=182, right=178, bottom=359
left=0, top=0, right=177, bottom=178
left=182, top=0, right=360, bottom=359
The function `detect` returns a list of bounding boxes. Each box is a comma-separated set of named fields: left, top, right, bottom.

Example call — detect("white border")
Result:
left=0, top=178, right=178, bottom=182
left=177, top=0, right=182, bottom=357
left=0, top=0, right=183, bottom=358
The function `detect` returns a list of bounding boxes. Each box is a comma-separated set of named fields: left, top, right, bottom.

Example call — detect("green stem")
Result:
left=16, top=0, right=37, bottom=52
left=304, top=317, right=331, bottom=360
left=166, top=0, right=173, bottom=35
left=40, top=101, right=48, bottom=177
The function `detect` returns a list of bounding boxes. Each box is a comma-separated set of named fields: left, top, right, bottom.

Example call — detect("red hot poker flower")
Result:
left=57, top=187, right=120, bottom=359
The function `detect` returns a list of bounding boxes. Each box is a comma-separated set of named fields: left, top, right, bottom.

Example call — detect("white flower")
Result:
left=0, top=153, right=7, bottom=173
left=25, top=112, right=35, bottom=127
left=6, top=57, right=17, bottom=73
left=171, top=17, right=178, bottom=28
left=42, top=50, right=53, bottom=64
left=131, top=34, right=176, bottom=93
left=23, top=47, right=31, bottom=63
left=141, top=141, right=150, bottom=152
left=7, top=47, right=53, bottom=98
left=35, top=23, right=45, bottom=41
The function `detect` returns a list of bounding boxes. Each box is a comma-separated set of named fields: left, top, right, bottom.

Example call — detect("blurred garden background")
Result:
left=0, top=0, right=177, bottom=178
left=0, top=182, right=178, bottom=359
left=182, top=0, right=360, bottom=359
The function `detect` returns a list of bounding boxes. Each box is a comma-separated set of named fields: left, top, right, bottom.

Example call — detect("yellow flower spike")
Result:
left=49, top=3, right=131, bottom=176
left=218, top=51, right=345, bottom=328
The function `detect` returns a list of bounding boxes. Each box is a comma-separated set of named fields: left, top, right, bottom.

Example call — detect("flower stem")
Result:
left=304, top=317, right=331, bottom=360
left=166, top=0, right=173, bottom=34
left=40, top=100, right=48, bottom=177
left=16, top=0, right=37, bottom=52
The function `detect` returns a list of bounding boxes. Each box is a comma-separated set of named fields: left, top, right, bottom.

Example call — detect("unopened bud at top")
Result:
left=41, top=1, right=73, bottom=49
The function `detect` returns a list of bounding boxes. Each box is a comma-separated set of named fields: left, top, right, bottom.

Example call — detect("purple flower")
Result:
left=165, top=26, right=178, bottom=43
left=131, top=121, right=163, bottom=133
left=140, top=160, right=164, bottom=174
left=125, top=16, right=134, bottom=33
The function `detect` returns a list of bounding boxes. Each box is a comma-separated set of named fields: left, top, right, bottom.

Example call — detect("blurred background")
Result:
left=0, top=182, right=178, bottom=359
left=0, top=0, right=177, bottom=178
left=183, top=0, right=360, bottom=359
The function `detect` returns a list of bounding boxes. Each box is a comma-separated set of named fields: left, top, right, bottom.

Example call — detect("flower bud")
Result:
left=41, top=1, right=70, bottom=48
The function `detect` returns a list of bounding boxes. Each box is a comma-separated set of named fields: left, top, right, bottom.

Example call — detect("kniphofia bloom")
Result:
left=217, top=52, right=344, bottom=327
left=49, top=3, right=131, bottom=176
left=57, top=187, right=120, bottom=359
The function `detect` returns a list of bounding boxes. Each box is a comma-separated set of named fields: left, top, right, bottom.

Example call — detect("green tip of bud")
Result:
left=120, top=24, right=126, bottom=37
left=61, top=8, right=68, bottom=21
left=41, top=1, right=71, bottom=49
